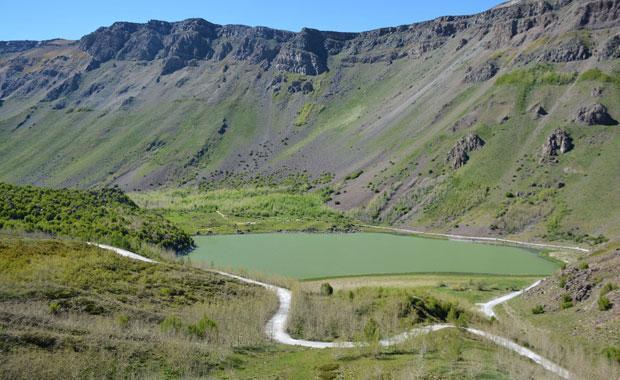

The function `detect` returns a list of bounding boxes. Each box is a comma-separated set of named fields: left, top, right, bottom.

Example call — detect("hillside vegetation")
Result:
left=0, top=237, right=277, bottom=379
left=0, top=237, right=562, bottom=379
left=130, top=186, right=354, bottom=234
left=1, top=1, right=619, bottom=244
left=0, top=183, right=193, bottom=255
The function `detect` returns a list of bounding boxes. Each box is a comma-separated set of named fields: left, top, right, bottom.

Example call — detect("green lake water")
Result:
left=190, top=233, right=558, bottom=279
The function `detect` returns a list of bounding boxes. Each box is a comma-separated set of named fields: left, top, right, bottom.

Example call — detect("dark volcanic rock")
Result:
left=540, top=128, right=573, bottom=163
left=161, top=56, right=186, bottom=75
left=601, top=34, right=620, bottom=59
left=464, top=60, right=499, bottom=83
left=575, top=103, right=618, bottom=126
left=576, top=0, right=620, bottom=27
left=44, top=73, right=81, bottom=101
left=515, top=37, right=592, bottom=64
left=447, top=133, right=485, bottom=169
left=561, top=266, right=596, bottom=302
left=529, top=104, right=548, bottom=119
left=287, top=80, right=314, bottom=94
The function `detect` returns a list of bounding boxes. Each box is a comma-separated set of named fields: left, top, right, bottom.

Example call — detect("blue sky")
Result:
left=1, top=0, right=504, bottom=41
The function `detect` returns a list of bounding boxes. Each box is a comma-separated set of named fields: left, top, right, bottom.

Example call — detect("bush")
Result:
left=558, top=275, right=568, bottom=288
left=601, top=282, right=617, bottom=296
left=48, top=301, right=61, bottom=315
left=603, top=347, right=620, bottom=364
left=344, top=170, right=364, bottom=181
left=579, top=68, right=620, bottom=85
left=116, top=314, right=130, bottom=329
left=578, top=262, right=589, bottom=270
left=160, top=315, right=184, bottom=334
left=187, top=315, right=217, bottom=338
left=363, top=318, right=379, bottom=342
left=598, top=295, right=612, bottom=311
left=320, top=283, right=334, bottom=296
left=531, top=305, right=545, bottom=315
left=560, top=294, right=573, bottom=309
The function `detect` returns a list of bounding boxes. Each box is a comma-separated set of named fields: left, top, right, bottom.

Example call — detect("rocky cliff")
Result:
left=1, top=0, right=619, bottom=241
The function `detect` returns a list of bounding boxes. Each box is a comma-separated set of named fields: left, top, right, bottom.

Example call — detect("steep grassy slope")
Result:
left=496, top=241, right=620, bottom=378
left=0, top=183, right=193, bottom=255
left=0, top=0, right=619, bottom=243
left=351, top=64, right=620, bottom=242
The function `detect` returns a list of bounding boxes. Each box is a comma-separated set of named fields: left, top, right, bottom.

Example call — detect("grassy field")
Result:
left=0, top=236, right=279, bottom=379
left=190, top=232, right=559, bottom=279
left=0, top=235, right=562, bottom=379
left=302, top=273, right=539, bottom=307
left=215, top=328, right=560, bottom=379
left=130, top=186, right=354, bottom=235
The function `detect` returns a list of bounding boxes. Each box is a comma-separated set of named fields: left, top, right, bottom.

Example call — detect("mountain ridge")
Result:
left=1, top=0, right=619, bottom=242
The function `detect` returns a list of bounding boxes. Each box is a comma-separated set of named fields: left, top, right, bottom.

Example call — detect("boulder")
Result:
left=575, top=103, right=618, bottom=126
left=447, top=133, right=485, bottom=169
left=540, top=128, right=573, bottom=163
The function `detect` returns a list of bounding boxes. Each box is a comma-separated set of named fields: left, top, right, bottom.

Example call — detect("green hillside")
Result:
left=0, top=183, right=193, bottom=255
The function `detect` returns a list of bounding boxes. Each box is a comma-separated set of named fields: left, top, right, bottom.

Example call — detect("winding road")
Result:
left=91, top=242, right=572, bottom=379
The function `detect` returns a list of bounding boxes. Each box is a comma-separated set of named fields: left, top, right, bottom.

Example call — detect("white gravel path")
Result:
left=363, top=224, right=590, bottom=253
left=92, top=243, right=572, bottom=379
left=477, top=280, right=543, bottom=319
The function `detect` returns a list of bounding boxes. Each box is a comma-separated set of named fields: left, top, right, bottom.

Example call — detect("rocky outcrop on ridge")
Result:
left=447, top=133, right=485, bottom=169
left=575, top=103, right=618, bottom=126
left=540, top=128, right=573, bottom=162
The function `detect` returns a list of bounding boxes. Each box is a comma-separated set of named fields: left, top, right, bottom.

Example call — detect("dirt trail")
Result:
left=93, top=243, right=572, bottom=379
left=362, top=224, right=590, bottom=253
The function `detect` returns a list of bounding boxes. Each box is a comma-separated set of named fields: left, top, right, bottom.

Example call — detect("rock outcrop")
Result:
left=451, top=114, right=477, bottom=132
left=575, top=103, right=618, bottom=126
left=601, top=34, right=620, bottom=59
left=517, top=38, right=592, bottom=64
left=529, top=104, right=548, bottom=119
left=540, top=128, right=573, bottom=163
left=447, top=133, right=485, bottom=169
left=464, top=61, right=499, bottom=83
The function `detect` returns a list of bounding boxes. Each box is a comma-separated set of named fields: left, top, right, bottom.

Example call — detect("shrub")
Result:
left=601, top=282, right=617, bottom=296
left=48, top=301, right=61, bottom=315
left=578, top=68, right=620, bottom=85
left=560, top=294, right=573, bottom=309
left=160, top=315, right=184, bottom=334
left=187, top=315, right=218, bottom=338
left=531, top=305, right=545, bottom=315
left=116, top=314, right=130, bottom=329
left=603, top=347, right=620, bottom=364
left=598, top=295, right=612, bottom=311
left=344, top=170, right=364, bottom=181
left=363, top=318, right=379, bottom=342
left=320, top=283, right=334, bottom=296
left=578, top=262, right=589, bottom=270
left=558, top=275, right=568, bottom=288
